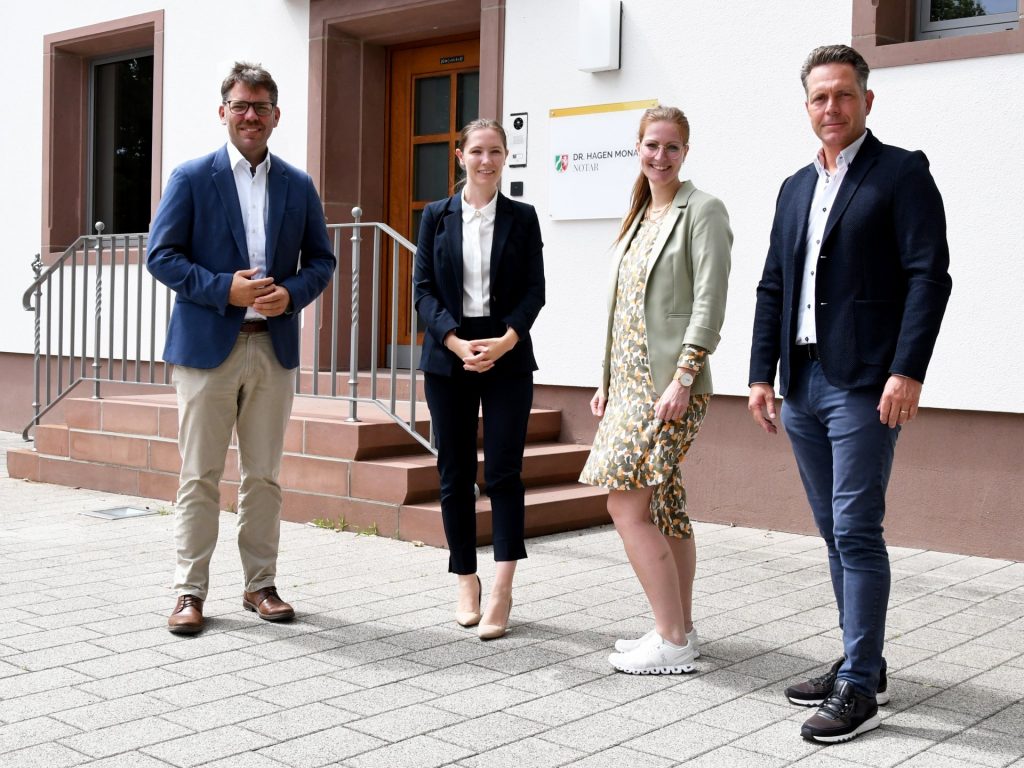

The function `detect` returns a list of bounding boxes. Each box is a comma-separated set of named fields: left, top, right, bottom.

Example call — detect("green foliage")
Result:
left=930, top=0, right=988, bottom=21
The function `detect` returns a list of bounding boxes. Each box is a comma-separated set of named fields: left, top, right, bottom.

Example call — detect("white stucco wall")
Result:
left=3, top=0, right=312, bottom=356
left=6, top=1, right=1022, bottom=416
left=502, top=0, right=1024, bottom=413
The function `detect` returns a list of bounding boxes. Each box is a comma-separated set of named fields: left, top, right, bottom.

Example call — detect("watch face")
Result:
left=678, top=372, right=694, bottom=386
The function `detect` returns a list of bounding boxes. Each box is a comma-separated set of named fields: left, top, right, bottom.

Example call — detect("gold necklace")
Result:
left=646, top=202, right=672, bottom=221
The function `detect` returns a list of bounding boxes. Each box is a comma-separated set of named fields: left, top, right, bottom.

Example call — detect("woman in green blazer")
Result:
left=580, top=106, right=732, bottom=675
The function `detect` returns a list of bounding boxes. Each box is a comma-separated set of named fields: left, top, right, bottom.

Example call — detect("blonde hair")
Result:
left=616, top=106, right=690, bottom=243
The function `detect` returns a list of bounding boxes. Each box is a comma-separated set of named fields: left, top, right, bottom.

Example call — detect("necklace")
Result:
left=646, top=202, right=672, bottom=221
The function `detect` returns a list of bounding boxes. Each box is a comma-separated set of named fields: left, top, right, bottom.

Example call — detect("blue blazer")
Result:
left=749, top=131, right=952, bottom=395
left=147, top=145, right=336, bottom=370
left=413, top=193, right=545, bottom=376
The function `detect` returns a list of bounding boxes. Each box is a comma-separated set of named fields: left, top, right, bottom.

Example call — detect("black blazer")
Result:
left=413, top=192, right=546, bottom=376
left=749, top=131, right=952, bottom=395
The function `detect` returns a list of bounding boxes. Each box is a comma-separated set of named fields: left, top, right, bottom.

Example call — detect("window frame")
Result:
left=852, top=0, right=1024, bottom=68
left=42, top=11, right=163, bottom=260
left=917, top=0, right=1020, bottom=39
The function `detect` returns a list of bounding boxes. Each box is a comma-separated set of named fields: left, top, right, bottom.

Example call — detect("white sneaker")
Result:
left=608, top=632, right=697, bottom=675
left=615, top=627, right=699, bottom=657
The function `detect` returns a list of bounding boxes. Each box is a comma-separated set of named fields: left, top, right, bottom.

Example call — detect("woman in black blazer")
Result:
left=413, top=119, right=545, bottom=640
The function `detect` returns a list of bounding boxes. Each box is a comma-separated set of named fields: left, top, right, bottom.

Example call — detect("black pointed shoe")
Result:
left=800, top=679, right=881, bottom=743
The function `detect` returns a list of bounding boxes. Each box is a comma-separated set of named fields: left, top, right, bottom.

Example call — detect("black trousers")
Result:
left=423, top=327, right=533, bottom=574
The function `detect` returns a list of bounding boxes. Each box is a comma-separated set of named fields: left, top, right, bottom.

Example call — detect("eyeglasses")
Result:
left=640, top=141, right=686, bottom=158
left=223, top=100, right=276, bottom=117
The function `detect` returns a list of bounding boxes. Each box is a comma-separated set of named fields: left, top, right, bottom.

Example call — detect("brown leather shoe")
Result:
left=242, top=586, right=295, bottom=622
left=168, top=594, right=204, bottom=635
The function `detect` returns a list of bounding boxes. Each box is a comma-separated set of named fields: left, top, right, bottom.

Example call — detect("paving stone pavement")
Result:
left=1, top=430, right=1022, bottom=768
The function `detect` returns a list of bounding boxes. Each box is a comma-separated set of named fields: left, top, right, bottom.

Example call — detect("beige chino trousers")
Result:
left=172, top=331, right=295, bottom=600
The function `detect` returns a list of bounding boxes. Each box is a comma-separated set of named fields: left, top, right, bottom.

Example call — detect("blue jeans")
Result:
left=782, top=360, right=898, bottom=696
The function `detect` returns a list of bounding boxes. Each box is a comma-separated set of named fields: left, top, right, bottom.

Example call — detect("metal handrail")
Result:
left=21, top=210, right=432, bottom=454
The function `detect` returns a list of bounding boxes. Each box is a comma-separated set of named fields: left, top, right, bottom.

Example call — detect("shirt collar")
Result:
left=226, top=142, right=272, bottom=175
left=813, top=130, right=868, bottom=177
left=461, top=189, right=499, bottom=224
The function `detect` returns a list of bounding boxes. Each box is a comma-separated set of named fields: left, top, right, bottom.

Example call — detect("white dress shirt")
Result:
left=795, top=131, right=868, bottom=345
left=461, top=190, right=498, bottom=317
left=226, top=142, right=271, bottom=320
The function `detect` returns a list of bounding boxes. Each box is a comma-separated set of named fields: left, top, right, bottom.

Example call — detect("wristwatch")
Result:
left=674, top=369, right=695, bottom=387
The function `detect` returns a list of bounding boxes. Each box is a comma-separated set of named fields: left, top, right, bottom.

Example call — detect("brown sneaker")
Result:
left=168, top=594, right=204, bottom=635
left=242, top=586, right=295, bottom=622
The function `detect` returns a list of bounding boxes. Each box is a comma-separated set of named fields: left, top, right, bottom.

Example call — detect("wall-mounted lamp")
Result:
left=577, top=0, right=622, bottom=73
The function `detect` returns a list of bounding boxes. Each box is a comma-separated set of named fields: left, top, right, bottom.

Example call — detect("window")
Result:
left=917, top=0, right=1020, bottom=39
left=90, top=53, right=154, bottom=234
left=852, top=0, right=1024, bottom=68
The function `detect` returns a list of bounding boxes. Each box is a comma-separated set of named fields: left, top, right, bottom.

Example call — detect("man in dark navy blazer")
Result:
left=148, top=62, right=335, bottom=635
left=748, top=45, right=951, bottom=743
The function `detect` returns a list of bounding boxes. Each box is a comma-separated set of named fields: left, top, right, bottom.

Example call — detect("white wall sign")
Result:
left=548, top=99, right=657, bottom=220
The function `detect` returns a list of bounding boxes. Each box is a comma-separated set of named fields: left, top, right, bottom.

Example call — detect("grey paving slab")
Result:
left=460, top=734, right=587, bottom=767
left=256, top=724, right=387, bottom=767
left=430, top=710, right=547, bottom=752
left=0, top=741, right=92, bottom=768
left=346, top=733, right=472, bottom=768
left=682, top=745, right=791, bottom=768
left=52, top=692, right=178, bottom=731
left=57, top=715, right=191, bottom=759
left=160, top=693, right=282, bottom=730
left=930, top=727, right=1024, bottom=767
left=1, top=428, right=1022, bottom=767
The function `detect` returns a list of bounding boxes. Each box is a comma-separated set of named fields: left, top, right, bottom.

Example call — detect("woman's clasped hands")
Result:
left=445, top=330, right=518, bottom=373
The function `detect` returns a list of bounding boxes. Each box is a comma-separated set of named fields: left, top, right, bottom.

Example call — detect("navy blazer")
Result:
left=147, top=145, right=336, bottom=370
left=749, top=131, right=952, bottom=395
left=413, top=193, right=545, bottom=377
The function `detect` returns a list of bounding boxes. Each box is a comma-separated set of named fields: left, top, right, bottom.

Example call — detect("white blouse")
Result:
left=460, top=190, right=498, bottom=317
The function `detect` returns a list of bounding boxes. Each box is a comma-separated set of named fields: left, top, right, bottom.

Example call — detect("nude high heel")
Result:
left=456, top=575, right=482, bottom=627
left=478, top=595, right=512, bottom=640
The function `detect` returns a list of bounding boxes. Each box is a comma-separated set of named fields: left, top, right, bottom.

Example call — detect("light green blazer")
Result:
left=600, top=181, right=732, bottom=398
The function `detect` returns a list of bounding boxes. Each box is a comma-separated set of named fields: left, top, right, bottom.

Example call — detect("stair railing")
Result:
left=22, top=210, right=432, bottom=453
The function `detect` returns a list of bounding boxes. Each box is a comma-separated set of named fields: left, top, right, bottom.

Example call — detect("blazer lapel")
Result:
left=211, top=147, right=249, bottom=265
left=646, top=181, right=694, bottom=279
left=264, top=155, right=288, bottom=273
left=490, top=194, right=514, bottom=279
left=821, top=132, right=881, bottom=246
left=439, top=195, right=464, bottom=307
left=786, top=168, right=817, bottom=270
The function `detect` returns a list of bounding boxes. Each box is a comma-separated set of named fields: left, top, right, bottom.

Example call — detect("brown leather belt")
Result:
left=240, top=320, right=269, bottom=333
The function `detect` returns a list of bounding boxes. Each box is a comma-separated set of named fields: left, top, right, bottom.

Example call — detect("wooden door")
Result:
left=385, top=37, right=480, bottom=360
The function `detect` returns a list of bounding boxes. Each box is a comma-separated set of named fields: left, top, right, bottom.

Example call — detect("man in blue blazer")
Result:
left=148, top=62, right=335, bottom=635
left=748, top=45, right=951, bottom=743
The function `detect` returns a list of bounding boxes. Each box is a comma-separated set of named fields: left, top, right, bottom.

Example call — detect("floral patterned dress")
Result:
left=579, top=215, right=710, bottom=538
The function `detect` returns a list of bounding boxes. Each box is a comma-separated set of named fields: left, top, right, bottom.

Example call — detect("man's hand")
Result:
left=590, top=388, right=607, bottom=418
left=748, top=383, right=778, bottom=434
left=654, top=379, right=690, bottom=422
left=229, top=268, right=275, bottom=307
left=252, top=285, right=291, bottom=317
left=877, top=374, right=922, bottom=428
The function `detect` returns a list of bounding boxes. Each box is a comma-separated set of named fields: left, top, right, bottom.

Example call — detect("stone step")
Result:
left=400, top=482, right=611, bottom=548
left=6, top=453, right=608, bottom=549
left=53, top=394, right=562, bottom=461
left=350, top=441, right=594, bottom=504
